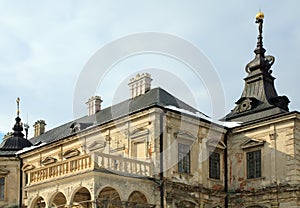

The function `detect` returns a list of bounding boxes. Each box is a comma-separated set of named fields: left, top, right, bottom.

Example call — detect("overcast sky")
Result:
left=1, top=0, right=300, bottom=139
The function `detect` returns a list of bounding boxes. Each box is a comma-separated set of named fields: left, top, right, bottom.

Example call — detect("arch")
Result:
left=49, top=192, right=67, bottom=208
left=97, top=186, right=122, bottom=208
left=128, top=191, right=148, bottom=204
left=244, top=205, right=268, bottom=208
left=31, top=196, right=46, bottom=208
left=176, top=200, right=197, bottom=208
left=71, top=187, right=92, bottom=208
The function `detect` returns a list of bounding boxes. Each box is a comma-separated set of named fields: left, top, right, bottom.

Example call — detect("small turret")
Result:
left=0, top=98, right=32, bottom=153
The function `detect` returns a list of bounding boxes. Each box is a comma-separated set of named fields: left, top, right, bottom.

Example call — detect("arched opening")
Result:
left=128, top=191, right=148, bottom=204
left=50, top=192, right=67, bottom=208
left=72, top=187, right=92, bottom=208
left=97, top=187, right=122, bottom=208
left=32, top=196, right=46, bottom=208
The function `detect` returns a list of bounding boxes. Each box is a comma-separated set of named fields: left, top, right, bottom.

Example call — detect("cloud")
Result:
left=0, top=0, right=300, bottom=138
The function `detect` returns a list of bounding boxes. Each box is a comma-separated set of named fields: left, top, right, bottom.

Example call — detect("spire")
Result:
left=255, top=11, right=265, bottom=54
left=245, top=11, right=275, bottom=74
left=12, top=97, right=24, bottom=138
left=223, top=12, right=290, bottom=122
left=16, top=97, right=20, bottom=117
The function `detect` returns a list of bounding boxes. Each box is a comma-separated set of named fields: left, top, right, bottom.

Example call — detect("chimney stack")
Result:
left=128, top=73, right=152, bottom=99
left=86, top=96, right=102, bottom=116
left=33, top=120, right=46, bottom=137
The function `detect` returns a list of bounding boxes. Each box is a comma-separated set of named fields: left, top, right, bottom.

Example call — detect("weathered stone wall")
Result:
left=227, top=113, right=300, bottom=207
left=0, top=157, right=20, bottom=207
left=21, top=107, right=228, bottom=208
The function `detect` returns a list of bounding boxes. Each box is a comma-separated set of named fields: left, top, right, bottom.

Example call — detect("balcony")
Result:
left=92, top=152, right=154, bottom=177
left=26, top=152, right=154, bottom=185
left=28, top=154, right=92, bottom=184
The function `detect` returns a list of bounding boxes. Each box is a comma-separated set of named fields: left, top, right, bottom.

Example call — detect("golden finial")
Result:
left=16, top=97, right=20, bottom=117
left=256, top=11, right=264, bottom=21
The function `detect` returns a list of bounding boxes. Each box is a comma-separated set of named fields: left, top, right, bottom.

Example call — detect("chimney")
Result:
left=86, top=96, right=102, bottom=116
left=3, top=132, right=13, bottom=140
left=128, top=73, right=152, bottom=99
left=33, top=120, right=46, bottom=137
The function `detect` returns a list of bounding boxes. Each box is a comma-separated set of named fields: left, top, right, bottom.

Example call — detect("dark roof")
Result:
left=0, top=116, right=33, bottom=156
left=223, top=17, right=289, bottom=122
left=30, top=87, right=202, bottom=145
left=0, top=136, right=32, bottom=156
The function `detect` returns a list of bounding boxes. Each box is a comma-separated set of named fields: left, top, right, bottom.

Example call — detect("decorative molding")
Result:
left=87, top=141, right=106, bottom=151
left=176, top=200, right=196, bottom=208
left=241, top=138, right=265, bottom=149
left=174, top=131, right=197, bottom=141
left=206, top=139, right=226, bottom=150
left=130, top=128, right=149, bottom=139
left=269, top=133, right=277, bottom=140
left=0, top=167, right=9, bottom=175
left=22, top=164, right=35, bottom=171
left=166, top=126, right=172, bottom=133
left=41, top=156, right=57, bottom=165
left=110, top=144, right=126, bottom=153
left=63, top=149, right=80, bottom=159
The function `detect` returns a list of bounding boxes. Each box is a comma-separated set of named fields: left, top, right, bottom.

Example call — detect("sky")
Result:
left=1, top=0, right=300, bottom=139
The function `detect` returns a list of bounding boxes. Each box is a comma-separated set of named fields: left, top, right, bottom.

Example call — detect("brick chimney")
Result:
left=33, top=120, right=46, bottom=137
left=86, top=96, right=102, bottom=116
left=128, top=73, right=152, bottom=99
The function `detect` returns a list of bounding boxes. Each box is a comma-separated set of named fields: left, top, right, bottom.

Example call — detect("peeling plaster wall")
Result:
left=227, top=113, right=300, bottom=207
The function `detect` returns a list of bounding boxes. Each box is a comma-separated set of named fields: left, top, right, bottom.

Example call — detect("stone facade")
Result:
left=227, top=112, right=300, bottom=208
left=19, top=106, right=227, bottom=208
left=0, top=157, right=20, bottom=208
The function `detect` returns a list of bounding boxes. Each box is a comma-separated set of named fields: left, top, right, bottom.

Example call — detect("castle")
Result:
left=1, top=12, right=299, bottom=208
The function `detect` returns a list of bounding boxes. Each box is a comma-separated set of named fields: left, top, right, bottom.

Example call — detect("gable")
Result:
left=241, top=138, right=265, bottom=149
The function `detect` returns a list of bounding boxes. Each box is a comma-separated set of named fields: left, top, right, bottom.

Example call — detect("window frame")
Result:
left=0, top=176, right=5, bottom=200
left=178, top=143, right=191, bottom=174
left=246, top=149, right=262, bottom=179
left=206, top=139, right=226, bottom=181
left=209, top=151, right=221, bottom=179
left=130, top=128, right=150, bottom=160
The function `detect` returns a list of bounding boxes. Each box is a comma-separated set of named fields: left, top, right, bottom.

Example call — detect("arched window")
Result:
left=72, top=187, right=92, bottom=208
left=128, top=191, right=148, bottom=204
left=50, top=192, right=67, bottom=208
left=32, top=196, right=46, bottom=208
left=97, top=187, right=122, bottom=208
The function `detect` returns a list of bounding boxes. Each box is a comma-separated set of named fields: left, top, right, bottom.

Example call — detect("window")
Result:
left=0, top=177, right=4, bottom=200
left=247, top=150, right=261, bottom=179
left=178, top=143, right=190, bottom=174
left=209, top=152, right=220, bottom=179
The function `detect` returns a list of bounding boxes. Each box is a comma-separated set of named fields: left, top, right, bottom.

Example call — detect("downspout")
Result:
left=159, top=110, right=165, bottom=208
left=18, top=155, right=23, bottom=208
left=224, top=128, right=229, bottom=208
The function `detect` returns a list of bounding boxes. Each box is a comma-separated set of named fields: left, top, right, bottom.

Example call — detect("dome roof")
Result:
left=0, top=135, right=32, bottom=151
left=0, top=116, right=32, bottom=153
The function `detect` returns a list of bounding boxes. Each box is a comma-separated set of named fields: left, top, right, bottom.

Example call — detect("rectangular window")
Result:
left=247, top=150, right=261, bottom=179
left=0, top=177, right=4, bottom=200
left=209, top=152, right=220, bottom=179
left=178, top=143, right=190, bottom=174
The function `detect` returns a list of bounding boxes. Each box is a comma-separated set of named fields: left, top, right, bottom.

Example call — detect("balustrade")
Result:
left=27, top=152, right=153, bottom=185
left=93, top=152, right=153, bottom=177
left=28, top=155, right=91, bottom=184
